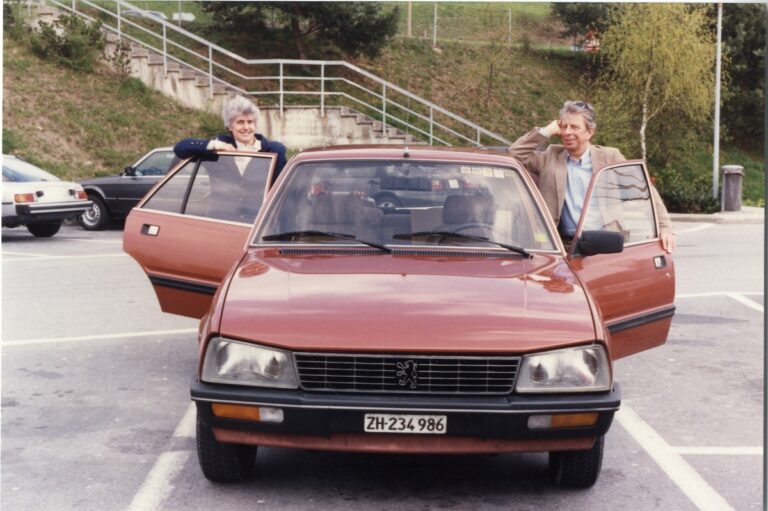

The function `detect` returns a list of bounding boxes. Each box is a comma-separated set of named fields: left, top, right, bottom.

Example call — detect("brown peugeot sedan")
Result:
left=123, top=146, right=675, bottom=487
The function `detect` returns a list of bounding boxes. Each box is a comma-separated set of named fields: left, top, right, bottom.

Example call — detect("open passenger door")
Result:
left=568, top=160, right=675, bottom=359
left=123, top=152, right=276, bottom=318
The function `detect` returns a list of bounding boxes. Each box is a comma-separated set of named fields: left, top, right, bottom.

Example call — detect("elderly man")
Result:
left=509, top=100, right=675, bottom=253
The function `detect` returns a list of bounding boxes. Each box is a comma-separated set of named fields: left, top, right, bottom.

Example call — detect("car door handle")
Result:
left=653, top=255, right=667, bottom=269
left=141, top=224, right=160, bottom=236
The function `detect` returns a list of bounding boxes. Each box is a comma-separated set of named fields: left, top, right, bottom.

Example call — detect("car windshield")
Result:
left=254, top=160, right=557, bottom=251
left=2, top=156, right=60, bottom=183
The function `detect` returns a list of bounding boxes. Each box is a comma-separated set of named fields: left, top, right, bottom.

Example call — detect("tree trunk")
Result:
left=639, top=74, right=653, bottom=161
left=290, top=16, right=307, bottom=61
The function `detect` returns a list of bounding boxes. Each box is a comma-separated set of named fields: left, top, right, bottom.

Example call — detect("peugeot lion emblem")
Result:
left=396, top=360, right=418, bottom=389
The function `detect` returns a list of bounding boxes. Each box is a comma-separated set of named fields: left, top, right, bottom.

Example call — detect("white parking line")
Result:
left=2, top=250, right=50, bottom=258
left=676, top=291, right=763, bottom=313
left=675, top=224, right=714, bottom=234
left=671, top=446, right=763, bottom=456
left=57, top=238, right=124, bottom=244
left=1, top=253, right=128, bottom=261
left=2, top=328, right=198, bottom=347
left=724, top=292, right=764, bottom=313
left=126, top=404, right=196, bottom=511
left=617, top=405, right=735, bottom=511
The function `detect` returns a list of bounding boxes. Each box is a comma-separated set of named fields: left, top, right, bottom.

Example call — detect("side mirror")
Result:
left=123, top=166, right=136, bottom=176
left=576, top=230, right=624, bottom=256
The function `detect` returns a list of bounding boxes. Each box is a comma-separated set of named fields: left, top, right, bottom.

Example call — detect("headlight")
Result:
left=201, top=337, right=298, bottom=389
left=516, top=345, right=611, bottom=393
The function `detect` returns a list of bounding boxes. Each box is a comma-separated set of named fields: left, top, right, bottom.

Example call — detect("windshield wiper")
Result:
left=261, top=230, right=391, bottom=253
left=393, top=231, right=531, bottom=257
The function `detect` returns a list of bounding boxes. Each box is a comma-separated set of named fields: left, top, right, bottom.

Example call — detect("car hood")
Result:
left=217, top=250, right=596, bottom=353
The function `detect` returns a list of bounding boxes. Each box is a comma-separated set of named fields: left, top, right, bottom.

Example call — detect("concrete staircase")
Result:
left=37, top=0, right=419, bottom=150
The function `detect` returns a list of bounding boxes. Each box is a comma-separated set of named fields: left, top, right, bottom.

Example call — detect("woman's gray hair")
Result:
left=559, top=100, right=596, bottom=130
left=221, top=95, right=259, bottom=128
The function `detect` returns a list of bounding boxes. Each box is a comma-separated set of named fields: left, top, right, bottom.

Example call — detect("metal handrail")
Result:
left=43, top=0, right=512, bottom=147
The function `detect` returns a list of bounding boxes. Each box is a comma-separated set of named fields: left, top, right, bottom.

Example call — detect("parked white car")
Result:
left=2, top=155, right=92, bottom=237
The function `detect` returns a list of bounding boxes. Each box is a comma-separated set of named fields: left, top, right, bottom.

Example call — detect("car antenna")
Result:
left=403, top=145, right=410, bottom=158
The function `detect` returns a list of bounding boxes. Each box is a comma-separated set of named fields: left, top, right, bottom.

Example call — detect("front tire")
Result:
left=549, top=435, right=604, bottom=488
left=78, top=194, right=110, bottom=231
left=27, top=221, right=61, bottom=237
left=196, top=414, right=257, bottom=482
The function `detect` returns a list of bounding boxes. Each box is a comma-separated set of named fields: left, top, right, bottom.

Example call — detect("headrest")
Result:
left=312, top=194, right=363, bottom=225
left=442, top=195, right=495, bottom=225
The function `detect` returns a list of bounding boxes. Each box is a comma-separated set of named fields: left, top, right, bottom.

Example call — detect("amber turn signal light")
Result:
left=14, top=193, right=36, bottom=203
left=212, top=403, right=284, bottom=423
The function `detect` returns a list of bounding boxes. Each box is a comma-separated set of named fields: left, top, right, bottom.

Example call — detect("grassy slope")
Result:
left=361, top=39, right=584, bottom=140
left=2, top=34, right=220, bottom=181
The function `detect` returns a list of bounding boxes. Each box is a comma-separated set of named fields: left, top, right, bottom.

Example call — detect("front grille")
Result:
left=295, top=353, right=521, bottom=395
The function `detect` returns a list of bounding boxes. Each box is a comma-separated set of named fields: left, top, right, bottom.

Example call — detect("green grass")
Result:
left=2, top=33, right=221, bottom=181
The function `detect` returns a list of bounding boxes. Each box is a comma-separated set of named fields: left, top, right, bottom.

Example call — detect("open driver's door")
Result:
left=568, top=160, right=675, bottom=359
left=123, top=152, right=276, bottom=318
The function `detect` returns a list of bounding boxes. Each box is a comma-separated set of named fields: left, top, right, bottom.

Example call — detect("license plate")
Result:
left=364, top=413, right=447, bottom=434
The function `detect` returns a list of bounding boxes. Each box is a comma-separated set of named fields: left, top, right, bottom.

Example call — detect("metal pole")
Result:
left=429, top=106, right=434, bottom=145
left=320, top=64, right=325, bottom=118
left=407, top=1, right=412, bottom=38
left=279, top=62, right=284, bottom=116
left=712, top=2, right=723, bottom=200
left=162, top=24, right=167, bottom=75
left=432, top=3, right=437, bottom=47
left=208, top=46, right=213, bottom=98
left=117, top=2, right=121, bottom=39
left=178, top=0, right=182, bottom=27
left=382, top=83, right=387, bottom=128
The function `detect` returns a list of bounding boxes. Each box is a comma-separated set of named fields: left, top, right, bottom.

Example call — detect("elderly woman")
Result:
left=174, top=95, right=287, bottom=179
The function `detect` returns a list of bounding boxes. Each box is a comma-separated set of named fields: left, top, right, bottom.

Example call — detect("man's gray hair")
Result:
left=559, top=100, right=596, bottom=130
left=221, top=95, right=259, bottom=128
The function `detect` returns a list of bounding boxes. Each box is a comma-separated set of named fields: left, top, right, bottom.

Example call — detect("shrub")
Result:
left=654, top=165, right=720, bottom=214
left=107, top=38, right=132, bottom=80
left=29, top=13, right=105, bottom=72
left=3, top=0, right=29, bottom=41
left=3, top=128, right=24, bottom=153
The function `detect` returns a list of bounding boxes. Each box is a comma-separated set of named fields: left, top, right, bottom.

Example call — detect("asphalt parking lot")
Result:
left=1, top=221, right=763, bottom=511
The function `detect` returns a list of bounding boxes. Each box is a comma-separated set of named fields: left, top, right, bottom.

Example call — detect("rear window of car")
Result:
left=254, top=159, right=557, bottom=251
left=2, top=157, right=60, bottom=183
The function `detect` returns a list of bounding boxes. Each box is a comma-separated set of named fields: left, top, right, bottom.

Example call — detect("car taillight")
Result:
left=14, top=193, right=36, bottom=203
left=76, top=190, right=88, bottom=200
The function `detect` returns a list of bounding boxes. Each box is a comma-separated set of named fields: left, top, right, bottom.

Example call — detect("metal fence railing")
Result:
left=41, top=0, right=512, bottom=147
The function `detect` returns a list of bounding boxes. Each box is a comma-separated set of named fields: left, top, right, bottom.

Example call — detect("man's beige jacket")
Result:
left=508, top=129, right=672, bottom=234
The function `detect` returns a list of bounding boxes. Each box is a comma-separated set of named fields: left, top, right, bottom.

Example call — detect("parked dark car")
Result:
left=78, top=147, right=177, bottom=230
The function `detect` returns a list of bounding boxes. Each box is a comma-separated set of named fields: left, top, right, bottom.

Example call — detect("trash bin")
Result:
left=721, top=165, right=744, bottom=212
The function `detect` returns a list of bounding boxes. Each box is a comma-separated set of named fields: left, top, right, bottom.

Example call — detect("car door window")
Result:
left=580, top=163, right=656, bottom=244
left=141, top=154, right=273, bottom=224
left=134, top=151, right=176, bottom=176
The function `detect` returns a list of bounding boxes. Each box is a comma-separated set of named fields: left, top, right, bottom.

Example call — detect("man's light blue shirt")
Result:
left=560, top=148, right=595, bottom=236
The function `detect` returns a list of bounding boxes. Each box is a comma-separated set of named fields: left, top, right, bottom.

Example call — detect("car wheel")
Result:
left=79, top=194, right=110, bottom=231
left=26, top=221, right=62, bottom=238
left=196, top=413, right=257, bottom=482
left=375, top=193, right=403, bottom=208
left=548, top=435, right=604, bottom=488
